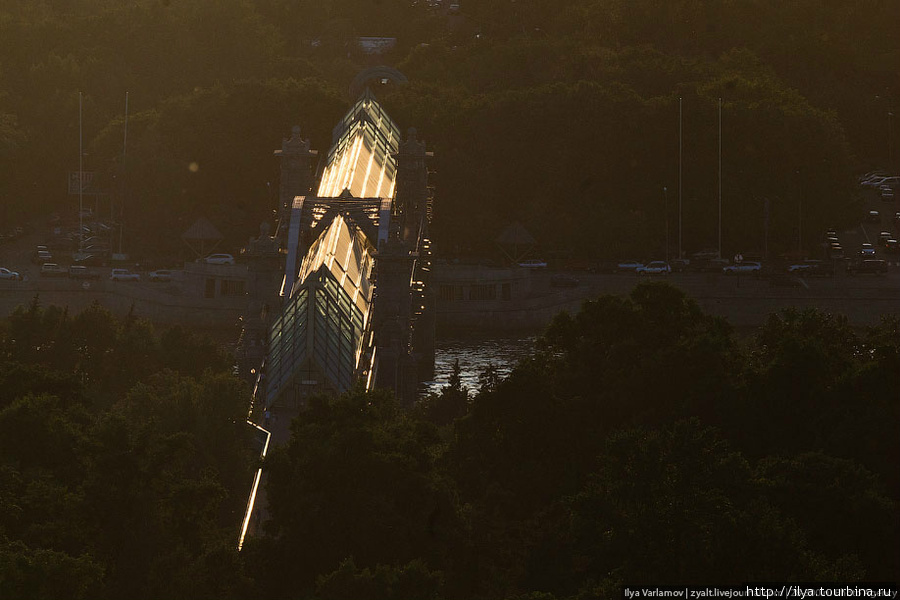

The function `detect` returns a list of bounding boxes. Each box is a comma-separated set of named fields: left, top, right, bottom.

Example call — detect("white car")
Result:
left=722, top=261, right=762, bottom=275
left=110, top=268, right=140, bottom=281
left=636, top=261, right=671, bottom=275
left=204, top=253, right=235, bottom=265
left=0, top=267, right=21, bottom=281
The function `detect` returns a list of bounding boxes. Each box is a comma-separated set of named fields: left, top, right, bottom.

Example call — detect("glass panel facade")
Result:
left=266, top=287, right=309, bottom=405
left=267, top=214, right=374, bottom=403
left=298, top=214, right=373, bottom=318
left=312, top=276, right=365, bottom=394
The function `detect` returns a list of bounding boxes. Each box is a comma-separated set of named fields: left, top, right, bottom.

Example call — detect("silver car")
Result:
left=0, top=267, right=21, bottom=281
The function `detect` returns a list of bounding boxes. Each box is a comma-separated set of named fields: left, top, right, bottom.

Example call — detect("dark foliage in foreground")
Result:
left=249, top=282, right=899, bottom=599
left=0, top=299, right=255, bottom=600
left=2, top=286, right=897, bottom=598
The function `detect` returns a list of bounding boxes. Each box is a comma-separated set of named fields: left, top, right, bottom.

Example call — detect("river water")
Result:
left=422, top=334, right=538, bottom=395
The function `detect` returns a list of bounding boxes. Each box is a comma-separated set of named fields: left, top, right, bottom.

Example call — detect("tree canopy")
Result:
left=0, top=299, right=256, bottom=599
left=245, top=283, right=899, bottom=599
left=2, top=285, right=897, bottom=597
left=0, top=0, right=896, bottom=259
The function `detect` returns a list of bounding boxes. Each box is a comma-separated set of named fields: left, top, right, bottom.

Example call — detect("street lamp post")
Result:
left=876, top=93, right=894, bottom=172
left=718, top=97, right=722, bottom=260
left=664, top=186, right=669, bottom=264
left=797, top=169, right=803, bottom=257
left=79, top=92, right=84, bottom=254
left=889, top=108, right=894, bottom=173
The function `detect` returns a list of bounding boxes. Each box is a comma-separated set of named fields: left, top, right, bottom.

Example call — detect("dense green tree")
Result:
left=0, top=301, right=256, bottom=599
left=449, top=283, right=737, bottom=508
left=755, top=452, right=899, bottom=580
left=3, top=291, right=895, bottom=598
left=418, top=358, right=469, bottom=427
left=0, top=109, right=27, bottom=222
left=731, top=309, right=900, bottom=513
left=88, top=77, right=346, bottom=256
left=261, top=387, right=462, bottom=597
left=559, top=422, right=863, bottom=594
left=384, top=45, right=858, bottom=259
left=0, top=362, right=84, bottom=411
left=0, top=541, right=104, bottom=600
left=315, top=557, right=445, bottom=600
left=2, top=0, right=891, bottom=259
left=82, top=371, right=253, bottom=599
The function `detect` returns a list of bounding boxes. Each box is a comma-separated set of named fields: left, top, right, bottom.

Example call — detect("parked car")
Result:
left=637, top=261, right=671, bottom=275
left=72, top=253, right=107, bottom=267
left=788, top=260, right=834, bottom=278
left=204, top=253, right=235, bottom=265
left=863, top=176, right=899, bottom=188
left=846, top=259, right=888, bottom=275
left=858, top=170, right=888, bottom=183
left=616, top=260, right=644, bottom=273
left=40, top=263, right=67, bottom=277
left=68, top=265, right=101, bottom=279
left=32, top=250, right=53, bottom=264
left=0, top=267, right=21, bottom=281
left=881, top=187, right=895, bottom=201
left=110, top=268, right=140, bottom=281
left=518, top=259, right=547, bottom=269
left=860, top=175, right=889, bottom=187
left=884, top=239, right=900, bottom=254
left=867, top=210, right=880, bottom=223
left=722, top=261, right=762, bottom=275
left=149, top=269, right=174, bottom=282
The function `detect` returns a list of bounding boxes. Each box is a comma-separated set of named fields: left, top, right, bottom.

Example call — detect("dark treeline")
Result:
left=0, top=298, right=256, bottom=599
left=243, top=282, right=900, bottom=599
left=0, top=0, right=898, bottom=259
left=4, top=284, right=897, bottom=598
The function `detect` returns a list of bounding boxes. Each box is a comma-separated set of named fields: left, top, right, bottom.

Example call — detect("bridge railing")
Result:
left=237, top=367, right=270, bottom=552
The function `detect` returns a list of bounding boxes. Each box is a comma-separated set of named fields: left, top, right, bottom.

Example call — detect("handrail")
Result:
left=237, top=420, right=271, bottom=552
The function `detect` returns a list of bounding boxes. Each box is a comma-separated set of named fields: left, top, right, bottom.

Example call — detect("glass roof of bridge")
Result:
left=296, top=213, right=374, bottom=318
left=267, top=213, right=375, bottom=404
left=317, top=89, right=400, bottom=199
